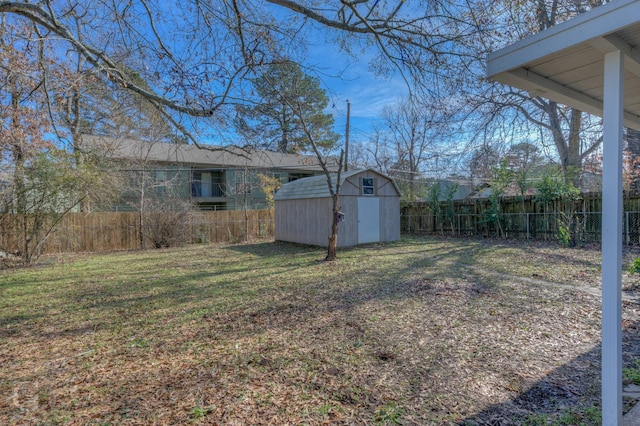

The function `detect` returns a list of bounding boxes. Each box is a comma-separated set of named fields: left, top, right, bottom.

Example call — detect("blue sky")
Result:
left=327, top=71, right=408, bottom=144
left=201, top=43, right=407, bottom=149
left=306, top=42, right=409, bottom=146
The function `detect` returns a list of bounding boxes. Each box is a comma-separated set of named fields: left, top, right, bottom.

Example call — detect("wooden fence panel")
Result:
left=0, top=209, right=274, bottom=255
left=401, top=192, right=640, bottom=244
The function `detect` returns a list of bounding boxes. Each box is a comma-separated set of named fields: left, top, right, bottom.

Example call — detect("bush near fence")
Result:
left=0, top=209, right=274, bottom=255
left=401, top=191, right=640, bottom=245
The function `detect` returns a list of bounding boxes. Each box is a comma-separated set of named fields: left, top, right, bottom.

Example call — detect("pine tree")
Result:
left=236, top=62, right=339, bottom=154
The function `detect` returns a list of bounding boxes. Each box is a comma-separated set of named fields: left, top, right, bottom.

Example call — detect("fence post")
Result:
left=526, top=213, right=530, bottom=240
left=626, top=211, right=630, bottom=246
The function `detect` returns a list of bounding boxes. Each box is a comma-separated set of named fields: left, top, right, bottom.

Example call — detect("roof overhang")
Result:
left=486, top=0, right=640, bottom=130
left=487, top=1, right=640, bottom=423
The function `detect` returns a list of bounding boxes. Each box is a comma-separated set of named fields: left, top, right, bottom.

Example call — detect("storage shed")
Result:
left=274, top=169, right=401, bottom=247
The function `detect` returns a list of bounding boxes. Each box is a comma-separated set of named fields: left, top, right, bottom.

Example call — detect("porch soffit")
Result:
left=486, top=0, right=640, bottom=130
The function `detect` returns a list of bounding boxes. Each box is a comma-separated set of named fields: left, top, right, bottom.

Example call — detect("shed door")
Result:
left=357, top=197, right=380, bottom=244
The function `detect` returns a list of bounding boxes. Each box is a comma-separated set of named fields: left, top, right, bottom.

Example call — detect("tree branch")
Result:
left=0, top=1, right=215, bottom=117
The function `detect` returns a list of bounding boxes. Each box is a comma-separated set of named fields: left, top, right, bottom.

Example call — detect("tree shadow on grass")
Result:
left=5, top=236, right=633, bottom=424
left=459, top=309, right=640, bottom=425
left=228, top=240, right=322, bottom=256
left=229, top=239, right=640, bottom=424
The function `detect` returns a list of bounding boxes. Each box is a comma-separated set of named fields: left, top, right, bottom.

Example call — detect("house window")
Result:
left=192, top=172, right=202, bottom=197
left=288, top=173, right=312, bottom=182
left=235, top=173, right=253, bottom=194
left=155, top=171, right=167, bottom=195
left=362, top=177, right=375, bottom=195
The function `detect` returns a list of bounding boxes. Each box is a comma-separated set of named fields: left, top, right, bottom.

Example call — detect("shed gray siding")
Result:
left=274, top=169, right=400, bottom=247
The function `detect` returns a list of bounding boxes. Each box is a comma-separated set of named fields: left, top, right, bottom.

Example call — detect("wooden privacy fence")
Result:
left=401, top=192, right=640, bottom=245
left=0, top=209, right=274, bottom=255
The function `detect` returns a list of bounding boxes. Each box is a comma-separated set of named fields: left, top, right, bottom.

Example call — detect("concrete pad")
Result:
left=624, top=401, right=640, bottom=426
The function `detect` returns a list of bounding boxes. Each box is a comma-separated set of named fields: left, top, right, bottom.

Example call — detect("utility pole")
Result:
left=345, top=100, right=350, bottom=172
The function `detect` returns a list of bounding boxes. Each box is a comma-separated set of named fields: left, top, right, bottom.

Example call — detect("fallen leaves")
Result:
left=1, top=237, right=639, bottom=424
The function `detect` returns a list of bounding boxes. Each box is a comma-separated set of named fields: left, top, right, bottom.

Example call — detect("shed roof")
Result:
left=82, top=135, right=339, bottom=172
left=486, top=0, right=640, bottom=130
left=274, top=169, right=400, bottom=201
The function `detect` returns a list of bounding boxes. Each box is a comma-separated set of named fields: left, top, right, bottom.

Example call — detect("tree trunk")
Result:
left=325, top=193, right=340, bottom=261
left=67, top=22, right=88, bottom=211
left=627, top=128, right=640, bottom=190
left=10, top=76, right=28, bottom=260
left=13, top=142, right=27, bottom=259
left=566, top=109, right=582, bottom=188
left=139, top=174, right=146, bottom=249
left=242, top=169, right=250, bottom=242
left=545, top=101, right=585, bottom=188
left=69, top=88, right=89, bottom=212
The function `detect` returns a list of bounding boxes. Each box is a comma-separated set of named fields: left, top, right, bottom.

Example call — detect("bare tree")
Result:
left=289, top=105, right=344, bottom=260
left=381, top=97, right=451, bottom=201
left=625, top=129, right=640, bottom=191
left=468, top=144, right=502, bottom=184
left=1, top=18, right=53, bottom=261
left=0, top=1, right=482, bottom=143
left=103, top=137, right=193, bottom=249
left=450, top=0, right=608, bottom=189
left=351, top=127, right=396, bottom=175
left=318, top=151, right=344, bottom=261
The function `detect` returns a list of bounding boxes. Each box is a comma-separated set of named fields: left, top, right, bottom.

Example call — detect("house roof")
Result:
left=82, top=135, right=339, bottom=172
left=274, top=169, right=400, bottom=201
left=486, top=0, right=640, bottom=130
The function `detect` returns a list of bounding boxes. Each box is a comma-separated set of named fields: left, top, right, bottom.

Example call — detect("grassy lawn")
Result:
left=1, top=236, right=640, bottom=425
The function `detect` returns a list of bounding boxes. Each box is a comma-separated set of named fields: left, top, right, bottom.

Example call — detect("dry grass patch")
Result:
left=1, top=236, right=639, bottom=425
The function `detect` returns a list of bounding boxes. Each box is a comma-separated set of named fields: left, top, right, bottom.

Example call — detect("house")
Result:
left=82, top=135, right=338, bottom=211
left=433, top=178, right=473, bottom=201
left=274, top=169, right=401, bottom=247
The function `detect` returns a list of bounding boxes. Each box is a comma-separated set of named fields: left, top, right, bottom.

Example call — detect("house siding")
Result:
left=111, top=166, right=191, bottom=212
left=83, top=135, right=336, bottom=212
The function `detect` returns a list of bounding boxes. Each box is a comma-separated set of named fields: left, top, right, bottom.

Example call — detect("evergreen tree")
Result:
left=236, top=62, right=339, bottom=154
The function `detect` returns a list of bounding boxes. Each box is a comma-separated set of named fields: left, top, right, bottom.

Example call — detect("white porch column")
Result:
left=602, top=49, right=624, bottom=426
